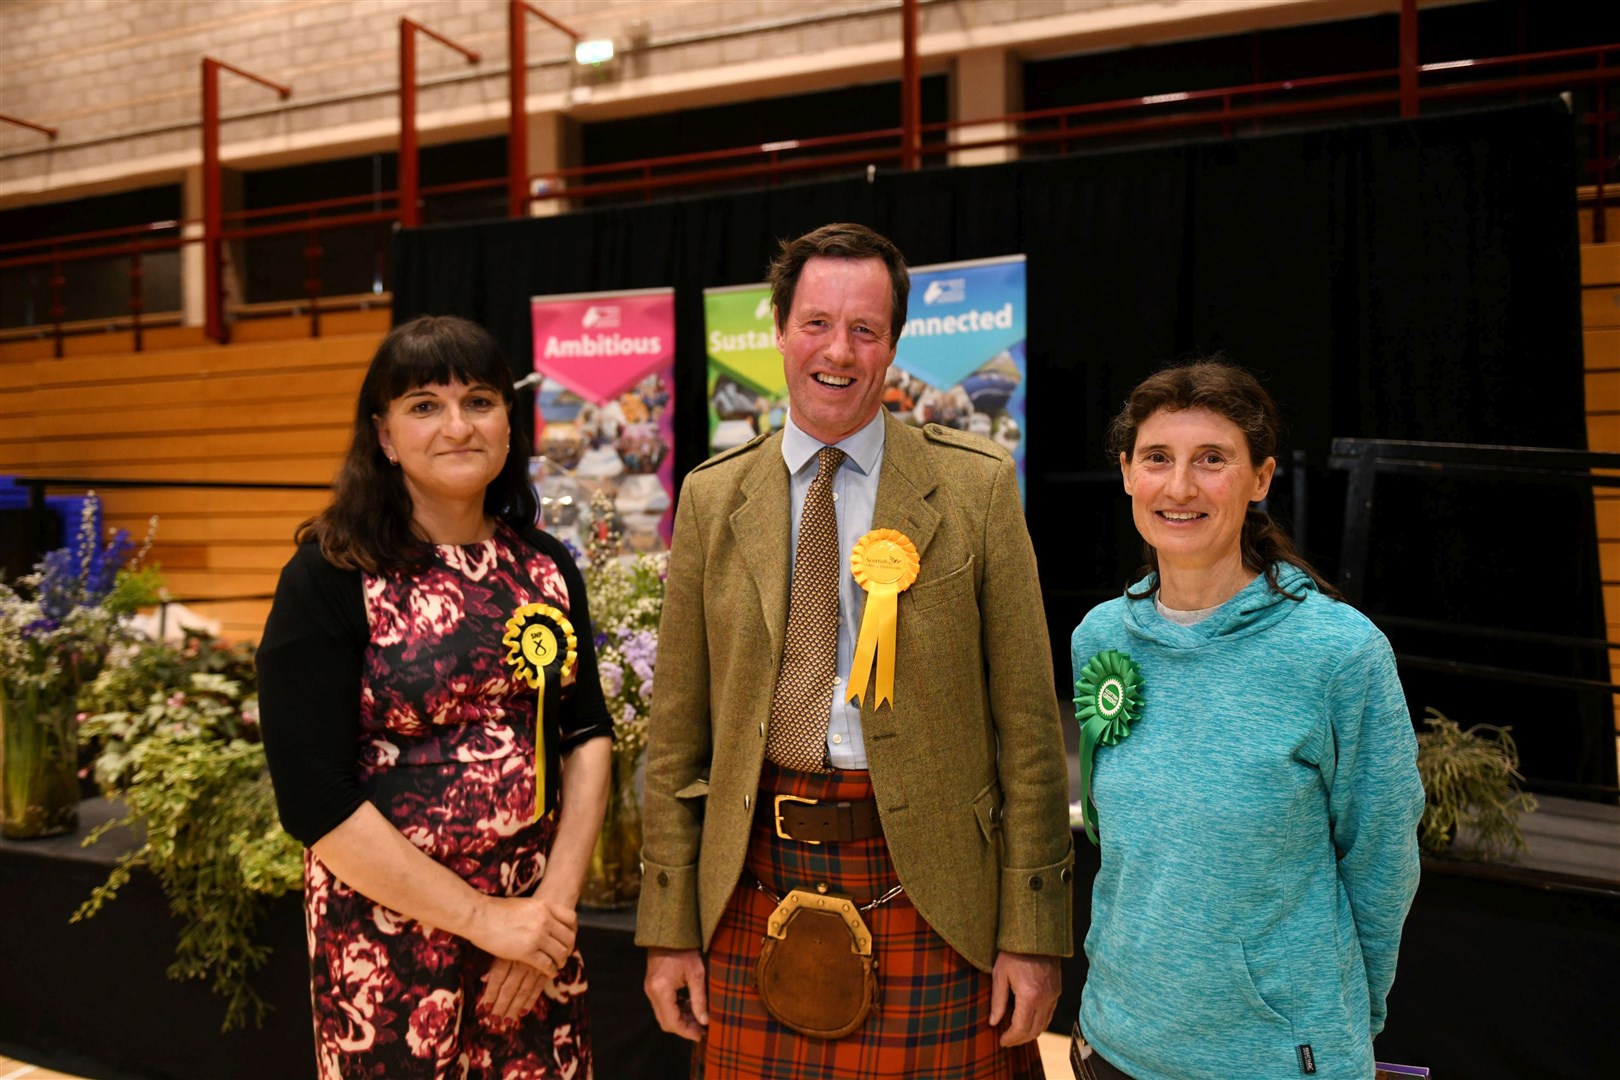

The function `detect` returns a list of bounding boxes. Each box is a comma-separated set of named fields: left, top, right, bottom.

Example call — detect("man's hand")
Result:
left=987, top=951, right=1061, bottom=1047
left=645, top=947, right=709, bottom=1041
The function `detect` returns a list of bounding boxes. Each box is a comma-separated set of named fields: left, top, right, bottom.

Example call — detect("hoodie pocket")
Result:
left=1085, top=907, right=1292, bottom=1056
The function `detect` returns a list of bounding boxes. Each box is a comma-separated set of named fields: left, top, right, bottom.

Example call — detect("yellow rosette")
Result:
left=846, top=528, right=920, bottom=709
left=502, top=602, right=577, bottom=821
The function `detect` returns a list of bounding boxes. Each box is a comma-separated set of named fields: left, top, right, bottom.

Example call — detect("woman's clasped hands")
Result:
left=471, top=891, right=579, bottom=1021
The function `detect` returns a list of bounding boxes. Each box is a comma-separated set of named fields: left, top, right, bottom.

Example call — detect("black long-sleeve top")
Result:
left=256, top=527, right=612, bottom=847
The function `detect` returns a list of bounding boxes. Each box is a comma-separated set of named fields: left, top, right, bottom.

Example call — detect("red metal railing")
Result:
left=0, top=113, right=58, bottom=140
left=517, top=41, right=1620, bottom=206
left=3, top=37, right=1618, bottom=357
left=509, top=1, right=582, bottom=219
left=400, top=18, right=481, bottom=229
left=218, top=200, right=395, bottom=342
left=0, top=221, right=184, bottom=357
left=900, top=0, right=920, bottom=171
left=202, top=58, right=291, bottom=344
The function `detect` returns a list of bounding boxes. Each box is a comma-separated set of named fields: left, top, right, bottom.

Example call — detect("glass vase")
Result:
left=580, top=744, right=643, bottom=909
left=0, top=677, right=82, bottom=840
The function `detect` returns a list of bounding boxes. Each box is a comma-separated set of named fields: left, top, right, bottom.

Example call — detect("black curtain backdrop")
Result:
left=394, top=100, right=1610, bottom=789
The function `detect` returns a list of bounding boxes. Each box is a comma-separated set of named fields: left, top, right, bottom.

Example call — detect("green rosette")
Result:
left=1073, top=649, right=1146, bottom=845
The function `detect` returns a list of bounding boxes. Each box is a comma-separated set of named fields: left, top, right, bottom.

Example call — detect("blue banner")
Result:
left=893, top=255, right=1028, bottom=501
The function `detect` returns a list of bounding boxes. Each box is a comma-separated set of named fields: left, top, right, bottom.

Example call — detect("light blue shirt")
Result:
left=780, top=408, right=886, bottom=769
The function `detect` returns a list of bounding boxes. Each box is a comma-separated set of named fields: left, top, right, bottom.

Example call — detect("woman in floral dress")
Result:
left=259, top=315, right=612, bottom=1079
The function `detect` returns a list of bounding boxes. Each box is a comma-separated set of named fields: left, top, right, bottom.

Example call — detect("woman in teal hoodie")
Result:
left=1069, top=362, right=1424, bottom=1080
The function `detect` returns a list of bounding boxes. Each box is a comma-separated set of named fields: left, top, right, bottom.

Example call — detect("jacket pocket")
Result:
left=971, top=776, right=1004, bottom=843
left=907, top=555, right=975, bottom=612
left=674, top=778, right=709, bottom=801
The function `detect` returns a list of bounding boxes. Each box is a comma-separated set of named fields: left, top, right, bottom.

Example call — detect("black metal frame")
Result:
left=1328, top=439, right=1620, bottom=801
left=1330, top=439, right=1620, bottom=603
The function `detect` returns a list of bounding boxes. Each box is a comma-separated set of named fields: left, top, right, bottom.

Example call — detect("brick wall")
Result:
left=0, top=0, right=1268, bottom=199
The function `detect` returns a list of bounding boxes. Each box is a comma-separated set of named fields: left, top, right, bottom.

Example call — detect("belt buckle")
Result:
left=774, top=794, right=821, bottom=845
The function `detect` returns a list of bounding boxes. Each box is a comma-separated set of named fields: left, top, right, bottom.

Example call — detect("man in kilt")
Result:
left=638, top=222, right=1074, bottom=1079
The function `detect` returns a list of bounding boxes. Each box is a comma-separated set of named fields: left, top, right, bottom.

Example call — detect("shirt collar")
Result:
left=781, top=408, right=886, bottom=478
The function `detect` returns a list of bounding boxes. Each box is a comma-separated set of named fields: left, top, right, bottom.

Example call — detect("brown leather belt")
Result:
left=767, top=793, right=884, bottom=844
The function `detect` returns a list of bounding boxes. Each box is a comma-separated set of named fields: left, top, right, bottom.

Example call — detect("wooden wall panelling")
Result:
left=2, top=329, right=384, bottom=642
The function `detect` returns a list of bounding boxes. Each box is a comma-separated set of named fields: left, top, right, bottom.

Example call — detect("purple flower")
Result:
left=618, top=628, right=657, bottom=684
left=32, top=511, right=132, bottom=630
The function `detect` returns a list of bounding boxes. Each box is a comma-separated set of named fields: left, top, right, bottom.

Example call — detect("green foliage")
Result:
left=103, top=563, right=166, bottom=619
left=75, top=635, right=303, bottom=1030
left=78, top=631, right=258, bottom=792
left=79, top=628, right=256, bottom=718
left=1415, top=707, right=1538, bottom=862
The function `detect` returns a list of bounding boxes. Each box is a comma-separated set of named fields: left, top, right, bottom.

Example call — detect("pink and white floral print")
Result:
left=305, top=525, right=591, bottom=1079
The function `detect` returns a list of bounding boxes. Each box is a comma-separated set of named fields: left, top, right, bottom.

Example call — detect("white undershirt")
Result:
left=1154, top=595, right=1221, bottom=626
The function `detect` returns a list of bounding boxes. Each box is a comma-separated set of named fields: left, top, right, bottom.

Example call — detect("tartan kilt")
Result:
left=695, top=762, right=1042, bottom=1080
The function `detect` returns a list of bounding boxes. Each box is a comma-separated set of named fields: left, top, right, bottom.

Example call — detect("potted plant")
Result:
left=578, top=490, right=666, bottom=909
left=1415, top=706, right=1537, bottom=861
left=0, top=495, right=159, bottom=838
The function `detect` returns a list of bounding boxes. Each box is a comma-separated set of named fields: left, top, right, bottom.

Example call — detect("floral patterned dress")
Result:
left=304, top=526, right=591, bottom=1080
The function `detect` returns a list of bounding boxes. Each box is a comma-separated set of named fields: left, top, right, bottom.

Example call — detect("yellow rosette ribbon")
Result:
left=502, top=602, right=577, bottom=822
left=846, top=528, right=920, bottom=709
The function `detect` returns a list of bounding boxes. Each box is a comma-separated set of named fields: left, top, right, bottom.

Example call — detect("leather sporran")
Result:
left=754, top=888, right=878, bottom=1039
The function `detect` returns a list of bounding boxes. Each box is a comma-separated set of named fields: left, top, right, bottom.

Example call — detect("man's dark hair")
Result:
left=766, top=222, right=910, bottom=336
left=297, top=314, right=537, bottom=572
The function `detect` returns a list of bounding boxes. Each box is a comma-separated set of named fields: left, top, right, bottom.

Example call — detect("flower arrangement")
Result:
left=578, top=489, right=667, bottom=907
left=0, top=495, right=160, bottom=838
left=75, top=631, right=303, bottom=1031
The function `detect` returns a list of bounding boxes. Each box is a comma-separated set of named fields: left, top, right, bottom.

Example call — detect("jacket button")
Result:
left=988, top=805, right=1002, bottom=825
left=1060, top=867, right=1073, bottom=884
left=758, top=722, right=765, bottom=737
left=744, top=794, right=752, bottom=809
left=657, top=871, right=670, bottom=887
left=1027, top=875, right=1043, bottom=891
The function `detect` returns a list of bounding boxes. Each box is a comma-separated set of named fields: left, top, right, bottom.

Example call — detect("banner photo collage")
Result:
left=527, top=254, right=1028, bottom=553
left=530, top=287, right=676, bottom=553
left=705, top=255, right=1029, bottom=500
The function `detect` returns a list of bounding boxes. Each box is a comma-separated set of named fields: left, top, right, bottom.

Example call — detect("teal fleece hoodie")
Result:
left=1071, top=566, right=1423, bottom=1080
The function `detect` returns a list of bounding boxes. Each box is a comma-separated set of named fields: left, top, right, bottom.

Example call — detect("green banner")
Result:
left=703, top=283, right=785, bottom=453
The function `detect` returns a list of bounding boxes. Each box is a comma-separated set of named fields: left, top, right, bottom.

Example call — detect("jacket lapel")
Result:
left=871, top=414, right=941, bottom=563
left=728, top=433, right=793, bottom=662
left=724, top=419, right=940, bottom=714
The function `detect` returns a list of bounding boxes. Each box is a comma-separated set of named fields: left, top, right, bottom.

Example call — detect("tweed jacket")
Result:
left=635, top=412, right=1074, bottom=971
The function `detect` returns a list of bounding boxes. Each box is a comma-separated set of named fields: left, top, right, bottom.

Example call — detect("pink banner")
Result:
left=531, top=287, right=676, bottom=551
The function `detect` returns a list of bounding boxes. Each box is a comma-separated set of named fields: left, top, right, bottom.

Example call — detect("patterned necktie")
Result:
left=765, top=445, right=846, bottom=773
